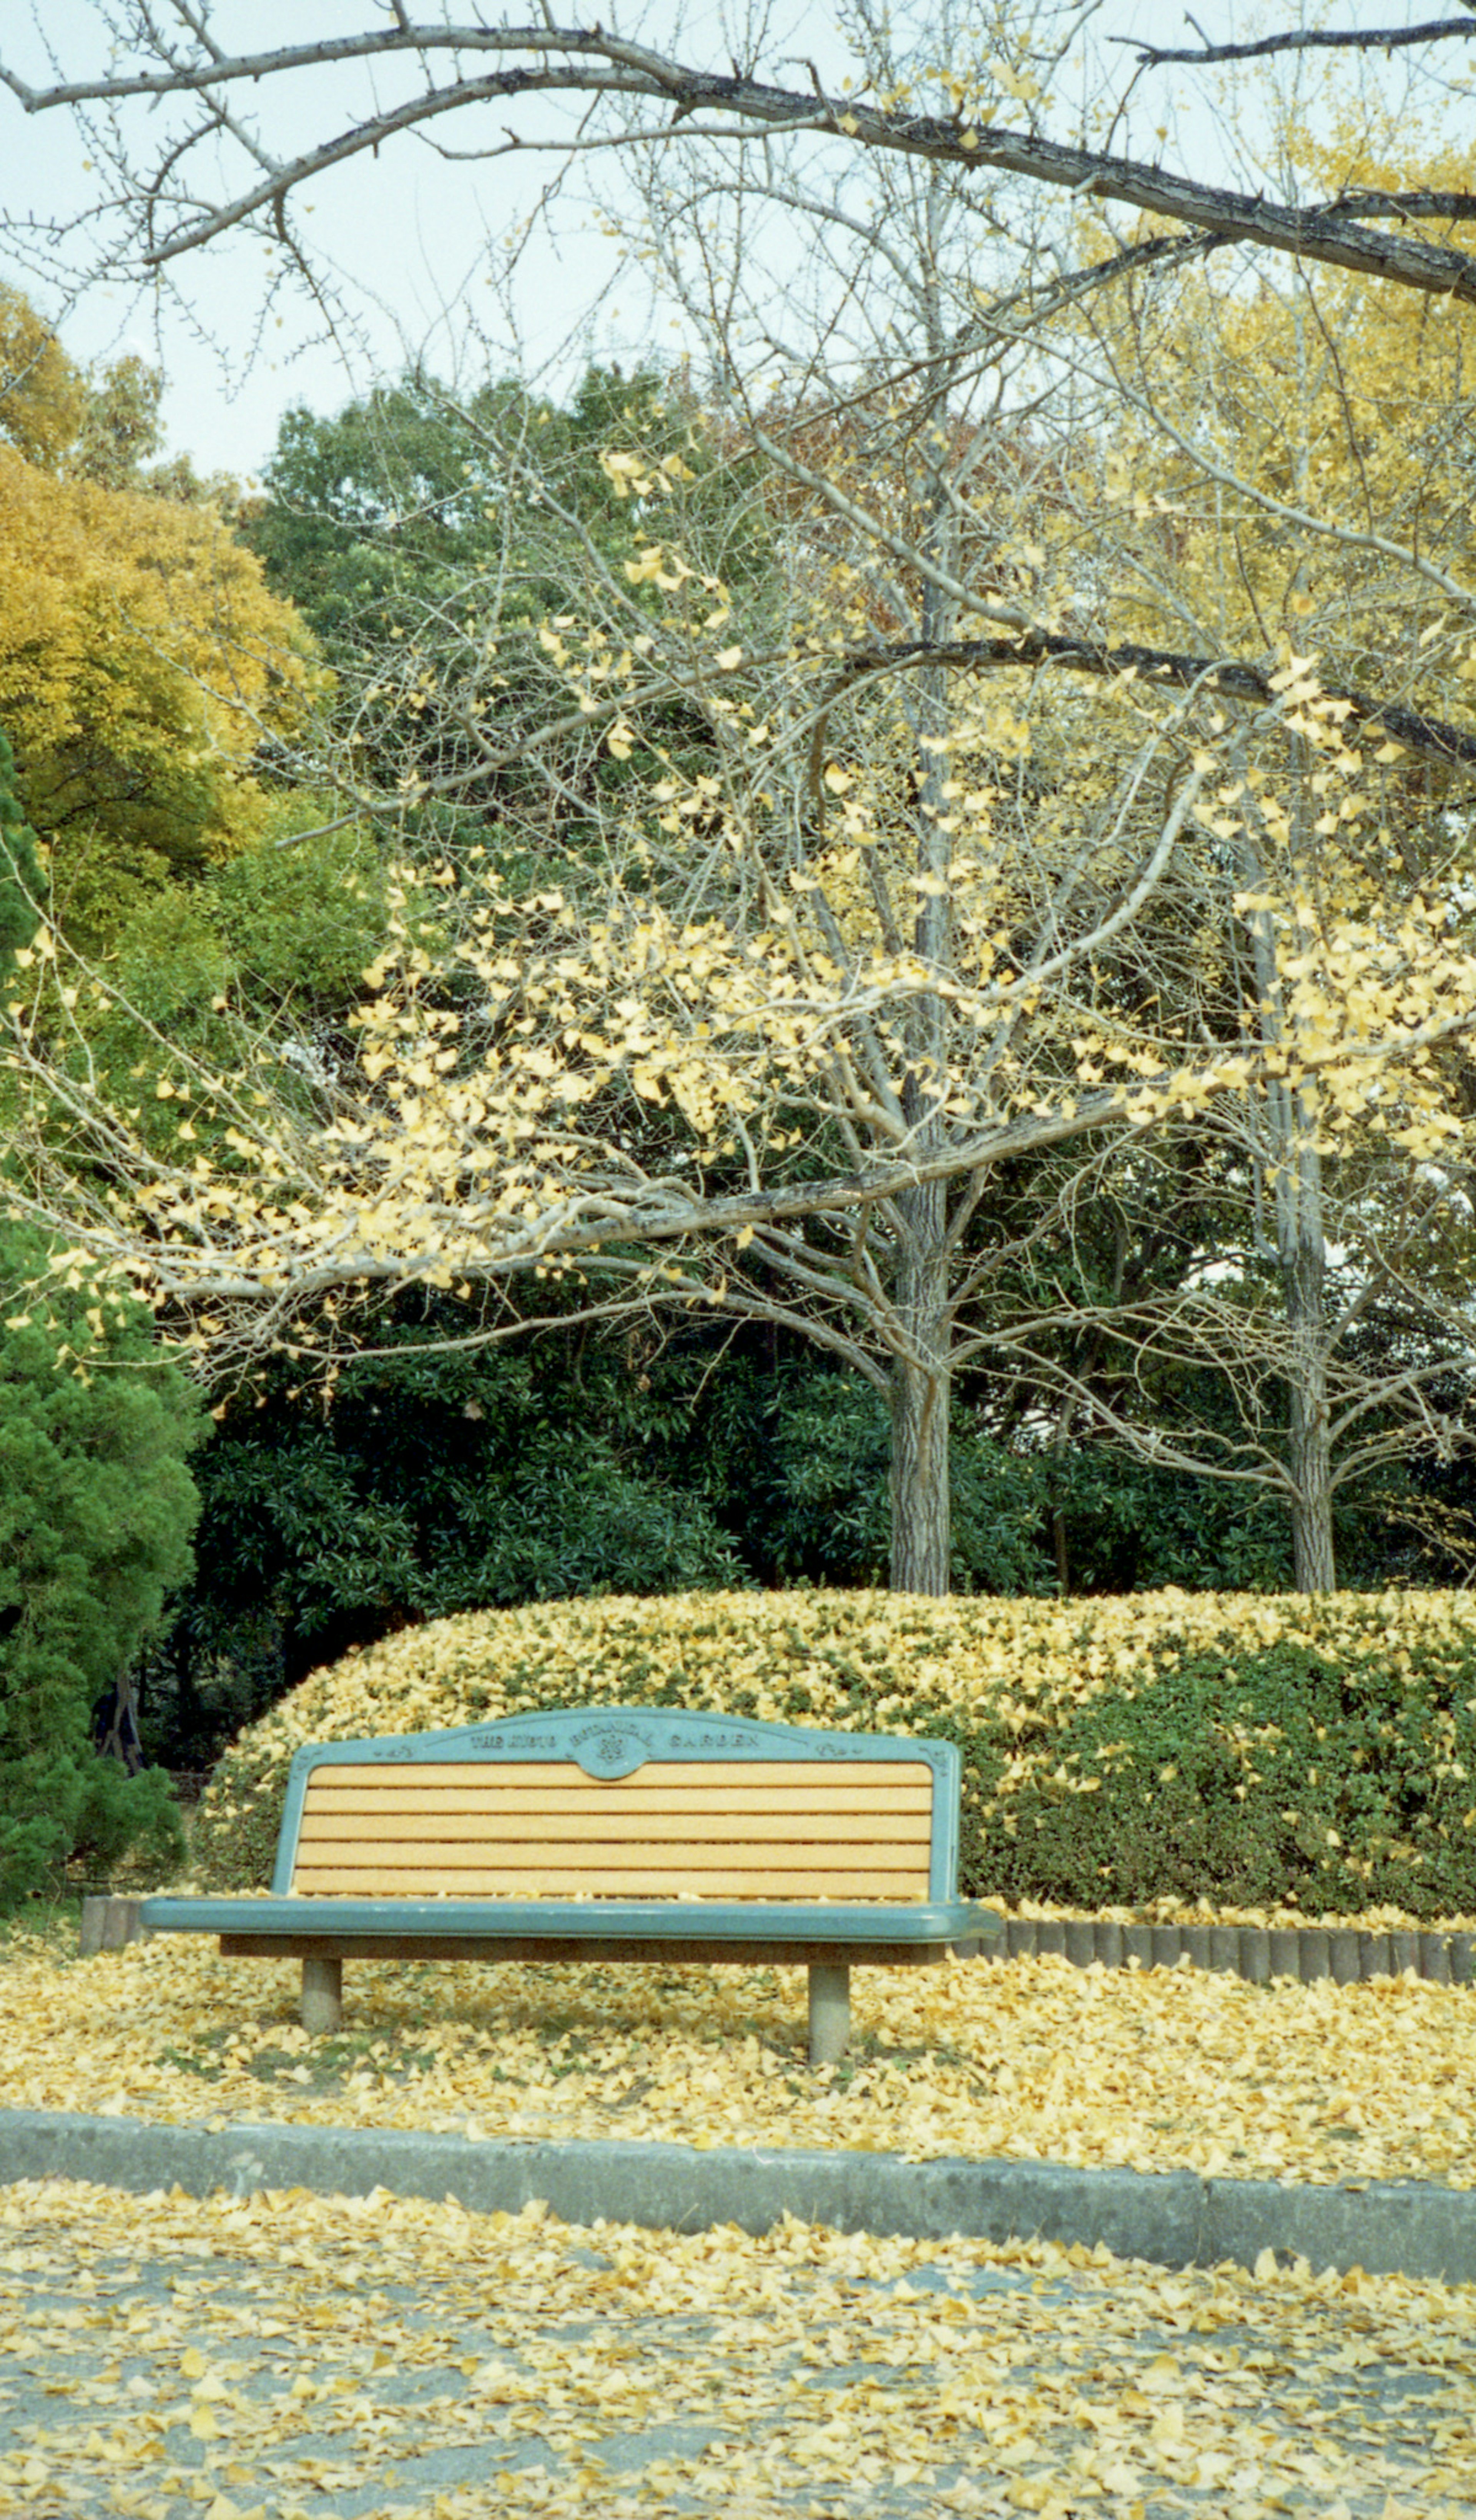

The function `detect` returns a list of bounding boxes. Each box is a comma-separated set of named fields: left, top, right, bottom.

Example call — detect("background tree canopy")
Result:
left=2, top=11, right=1476, bottom=1851
left=0, top=285, right=316, bottom=881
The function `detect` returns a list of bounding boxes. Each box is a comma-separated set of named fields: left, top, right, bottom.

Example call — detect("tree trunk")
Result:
left=1049, top=1386, right=1076, bottom=1598
left=93, top=1664, right=143, bottom=1773
left=888, top=241, right=958, bottom=1599
left=1284, top=1230, right=1336, bottom=1592
left=1237, top=792, right=1337, bottom=1594
left=889, top=1179, right=952, bottom=1594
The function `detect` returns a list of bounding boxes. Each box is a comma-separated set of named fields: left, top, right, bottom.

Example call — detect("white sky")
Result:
left=0, top=0, right=1463, bottom=483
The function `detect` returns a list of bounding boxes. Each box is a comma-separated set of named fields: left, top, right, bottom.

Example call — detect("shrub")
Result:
left=0, top=1221, right=203, bottom=1901
left=191, top=1586, right=1476, bottom=1917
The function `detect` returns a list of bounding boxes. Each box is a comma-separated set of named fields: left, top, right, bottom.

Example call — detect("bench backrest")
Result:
left=273, top=1707, right=962, bottom=1904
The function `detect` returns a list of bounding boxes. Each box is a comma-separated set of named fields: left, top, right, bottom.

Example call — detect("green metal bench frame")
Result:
left=141, top=1705, right=998, bottom=2063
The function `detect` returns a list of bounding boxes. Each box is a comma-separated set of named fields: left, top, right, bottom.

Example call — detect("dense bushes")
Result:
left=0, top=1224, right=203, bottom=1902
left=193, top=1587, right=1476, bottom=1917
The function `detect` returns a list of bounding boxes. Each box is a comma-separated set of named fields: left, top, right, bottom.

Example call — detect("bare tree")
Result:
left=966, top=161, right=1476, bottom=1590
left=1123, top=15, right=1476, bottom=72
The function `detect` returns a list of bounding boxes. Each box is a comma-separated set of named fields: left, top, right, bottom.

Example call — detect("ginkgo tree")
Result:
left=6, top=348, right=1475, bottom=1593
left=956, top=95, right=1476, bottom=1593
left=3, top=5, right=1476, bottom=1595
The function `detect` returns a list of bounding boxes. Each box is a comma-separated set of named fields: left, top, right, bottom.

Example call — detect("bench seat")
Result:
left=142, top=1706, right=997, bottom=2061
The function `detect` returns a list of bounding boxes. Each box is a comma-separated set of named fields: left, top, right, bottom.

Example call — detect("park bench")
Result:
left=140, top=1705, right=997, bottom=2063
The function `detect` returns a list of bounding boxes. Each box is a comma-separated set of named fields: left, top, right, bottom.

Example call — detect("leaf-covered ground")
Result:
left=2, top=1931, right=1474, bottom=2190
left=1, top=2175, right=1473, bottom=2518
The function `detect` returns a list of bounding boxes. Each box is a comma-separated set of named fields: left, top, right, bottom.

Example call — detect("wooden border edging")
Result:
left=83, top=1894, right=1474, bottom=1985
left=997, top=1916, right=1474, bottom=1985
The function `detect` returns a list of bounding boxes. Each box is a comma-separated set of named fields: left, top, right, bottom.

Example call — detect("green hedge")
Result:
left=191, top=1588, right=1476, bottom=1919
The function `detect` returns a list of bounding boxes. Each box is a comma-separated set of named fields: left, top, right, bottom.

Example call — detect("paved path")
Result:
left=2, top=2175, right=1473, bottom=2518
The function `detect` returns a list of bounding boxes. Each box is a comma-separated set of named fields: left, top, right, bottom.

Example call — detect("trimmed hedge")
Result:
left=191, top=1588, right=1476, bottom=1919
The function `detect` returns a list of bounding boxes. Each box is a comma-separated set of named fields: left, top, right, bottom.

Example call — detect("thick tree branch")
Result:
left=1124, top=18, right=1476, bottom=70
left=4, top=18, right=1476, bottom=302
left=828, top=634, right=1476, bottom=778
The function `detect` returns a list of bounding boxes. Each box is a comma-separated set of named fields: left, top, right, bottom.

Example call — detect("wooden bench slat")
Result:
left=292, top=1860, right=930, bottom=1893
left=303, top=1783, right=932, bottom=1814
left=294, top=1841, right=932, bottom=1876
left=292, top=1748, right=938, bottom=1902
left=288, top=1864, right=931, bottom=1897
left=306, top=1760, right=933, bottom=1791
left=295, top=1812, right=933, bottom=1847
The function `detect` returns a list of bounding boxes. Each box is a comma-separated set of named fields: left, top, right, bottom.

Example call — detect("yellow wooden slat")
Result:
left=303, top=1784, right=930, bottom=1816
left=296, top=1812, right=932, bottom=1847
left=307, top=1761, right=931, bottom=1791
left=294, top=1838, right=928, bottom=1873
left=293, top=1755, right=937, bottom=1906
left=290, top=1865, right=930, bottom=1899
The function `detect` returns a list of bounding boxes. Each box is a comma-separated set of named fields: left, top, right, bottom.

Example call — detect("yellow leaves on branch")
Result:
left=599, top=444, right=693, bottom=500
left=17, top=815, right=1476, bottom=1322
left=5, top=350, right=1475, bottom=1337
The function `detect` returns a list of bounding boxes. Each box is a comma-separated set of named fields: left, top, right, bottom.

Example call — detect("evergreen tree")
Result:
left=0, top=1219, right=204, bottom=1902
left=0, top=724, right=43, bottom=978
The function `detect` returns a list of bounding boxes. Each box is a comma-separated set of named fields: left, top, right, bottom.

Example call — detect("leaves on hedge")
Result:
left=192, top=1588, right=1476, bottom=1918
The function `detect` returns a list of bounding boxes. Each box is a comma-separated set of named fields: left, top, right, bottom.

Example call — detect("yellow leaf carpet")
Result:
left=1, top=2177, right=1474, bottom=2518
left=2, top=1931, right=1472, bottom=2192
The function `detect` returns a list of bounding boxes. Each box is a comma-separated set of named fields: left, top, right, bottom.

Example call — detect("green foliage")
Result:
left=244, top=379, right=498, bottom=644
left=60, top=807, right=387, bottom=1018
left=193, top=1586, right=1476, bottom=1919
left=31, top=809, right=391, bottom=1183
left=0, top=1225, right=204, bottom=1901
left=143, top=1314, right=746, bottom=1768
left=1043, top=1448, right=1296, bottom=1597
left=691, top=1363, right=1049, bottom=1593
left=148, top=1297, right=1421, bottom=1778
left=246, top=365, right=755, bottom=644
left=0, top=724, right=43, bottom=980
left=106, top=882, right=232, bottom=1027
left=211, top=808, right=388, bottom=1010
left=986, top=1638, right=1476, bottom=1917
left=240, top=363, right=770, bottom=874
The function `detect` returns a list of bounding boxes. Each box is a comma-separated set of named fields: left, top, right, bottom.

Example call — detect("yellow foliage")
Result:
left=194, top=1583, right=1476, bottom=1912
left=0, top=439, right=316, bottom=867
left=0, top=285, right=85, bottom=470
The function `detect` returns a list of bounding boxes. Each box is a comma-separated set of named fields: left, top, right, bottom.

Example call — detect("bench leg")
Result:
left=808, top=1962, right=850, bottom=2066
left=301, top=1956, right=342, bottom=2036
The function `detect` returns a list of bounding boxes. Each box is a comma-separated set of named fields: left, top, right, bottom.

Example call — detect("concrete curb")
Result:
left=3, top=2109, right=1473, bottom=2287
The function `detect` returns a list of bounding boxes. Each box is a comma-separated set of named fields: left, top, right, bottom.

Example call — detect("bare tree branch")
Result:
left=4, top=14, right=1476, bottom=303
left=1122, top=17, right=1476, bottom=71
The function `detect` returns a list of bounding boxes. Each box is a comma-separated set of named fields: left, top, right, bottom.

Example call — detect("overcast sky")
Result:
left=0, top=1, right=1463, bottom=483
